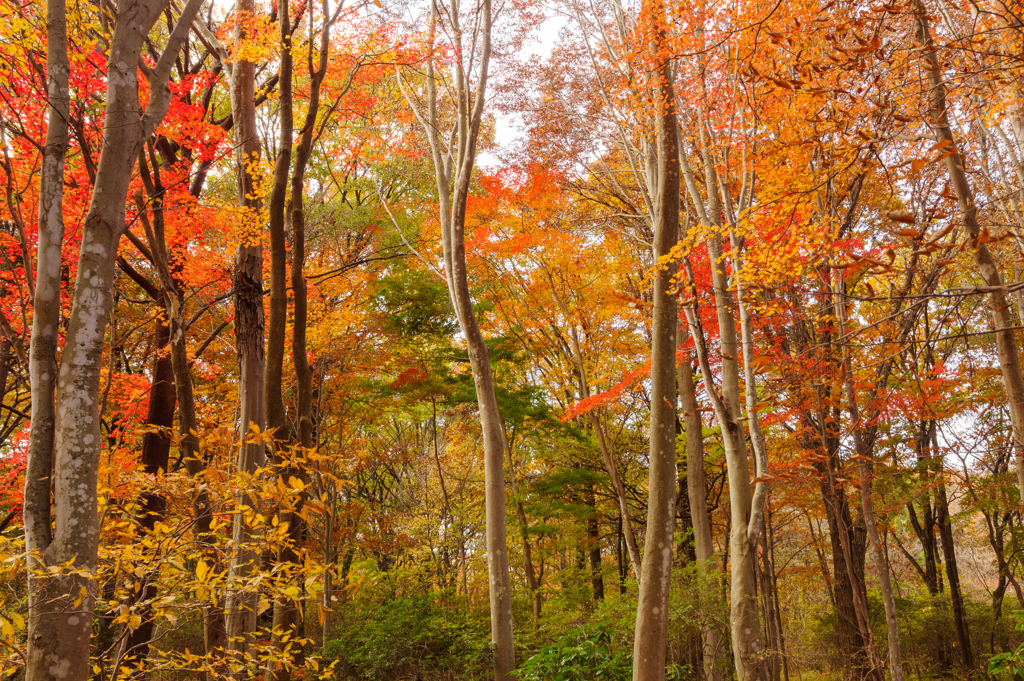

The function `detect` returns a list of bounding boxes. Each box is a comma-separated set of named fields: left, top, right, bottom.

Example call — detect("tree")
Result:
left=400, top=0, right=516, bottom=677
left=22, top=0, right=203, bottom=678
left=630, top=0, right=680, bottom=676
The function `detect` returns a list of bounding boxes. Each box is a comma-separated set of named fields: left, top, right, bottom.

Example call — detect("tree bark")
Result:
left=23, top=1, right=203, bottom=679
left=834, top=278, right=906, bottom=681
left=23, top=0, right=68, bottom=672
left=506, top=429, right=542, bottom=625
left=136, top=146, right=226, bottom=663
left=226, top=0, right=267, bottom=659
left=265, top=2, right=297, bottom=677
left=586, top=483, right=605, bottom=602
left=631, top=7, right=679, bottom=676
left=931, top=416, right=972, bottom=672
left=121, top=309, right=175, bottom=668
left=680, top=162, right=765, bottom=680
left=590, top=411, right=642, bottom=576
left=677, top=327, right=725, bottom=681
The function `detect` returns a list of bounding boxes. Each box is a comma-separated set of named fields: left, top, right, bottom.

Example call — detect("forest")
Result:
left=0, top=0, right=1022, bottom=678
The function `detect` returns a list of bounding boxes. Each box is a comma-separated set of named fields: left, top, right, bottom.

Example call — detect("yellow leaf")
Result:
left=196, top=559, right=209, bottom=583
left=0, top=617, right=12, bottom=640
left=6, top=557, right=21, bottom=581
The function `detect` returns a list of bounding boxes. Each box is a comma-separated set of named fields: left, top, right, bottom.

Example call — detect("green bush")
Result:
left=324, top=593, right=490, bottom=680
left=514, top=626, right=632, bottom=681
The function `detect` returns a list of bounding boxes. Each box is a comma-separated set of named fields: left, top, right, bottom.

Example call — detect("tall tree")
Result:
left=225, top=0, right=267, bottom=658
left=912, top=0, right=1024, bottom=503
left=401, top=0, right=515, bottom=677
left=631, top=0, right=679, bottom=675
left=23, top=0, right=69, bottom=672
left=22, top=0, right=204, bottom=678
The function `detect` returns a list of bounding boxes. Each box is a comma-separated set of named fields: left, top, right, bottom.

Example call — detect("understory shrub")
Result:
left=324, top=592, right=490, bottom=680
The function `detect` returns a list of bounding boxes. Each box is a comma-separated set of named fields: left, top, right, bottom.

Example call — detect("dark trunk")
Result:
left=122, top=316, right=175, bottom=667
left=907, top=500, right=941, bottom=595
left=936, top=484, right=973, bottom=668
left=586, top=484, right=604, bottom=602
left=818, top=473, right=877, bottom=681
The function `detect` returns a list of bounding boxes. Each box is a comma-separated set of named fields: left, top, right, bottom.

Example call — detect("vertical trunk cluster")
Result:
left=834, top=278, right=906, bottom=681
left=23, top=1, right=204, bottom=679
left=264, top=5, right=297, bottom=673
left=266, top=0, right=339, bottom=674
left=631, top=0, right=679, bottom=675
left=786, top=306, right=879, bottom=681
left=913, top=418, right=972, bottom=668
left=118, top=185, right=176, bottom=667
left=679, top=138, right=766, bottom=679
left=137, top=142, right=228, bottom=661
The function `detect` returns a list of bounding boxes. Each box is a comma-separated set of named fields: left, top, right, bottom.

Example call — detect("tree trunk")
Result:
left=760, top=515, right=781, bottom=681
left=631, top=6, right=679, bottom=675
left=591, top=411, right=642, bottom=577
left=264, top=0, right=292, bottom=444
left=121, top=313, right=175, bottom=667
left=586, top=483, right=605, bottom=602
left=907, top=499, right=941, bottom=595
left=268, top=0, right=337, bottom=670
left=685, top=210, right=764, bottom=681
left=23, top=2, right=203, bottom=679
left=835, top=278, right=906, bottom=681
left=913, top=0, right=1024, bottom=503
left=226, top=0, right=267, bottom=660
left=934, top=458, right=972, bottom=669
left=819, top=471, right=877, bottom=681
left=266, top=3, right=300, bottom=677
left=677, top=329, right=725, bottom=681
left=137, top=146, right=226, bottom=664
left=403, top=1, right=513, bottom=677
left=679, top=111, right=765, bottom=681
left=23, top=0, right=68, bottom=672
left=506, top=430, right=542, bottom=625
